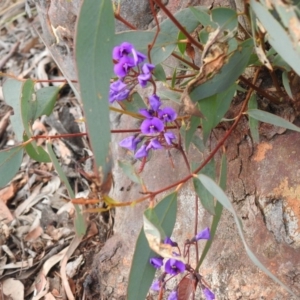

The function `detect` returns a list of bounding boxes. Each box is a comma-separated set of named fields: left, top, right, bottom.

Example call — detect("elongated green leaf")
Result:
left=122, top=92, right=146, bottom=114
left=211, top=7, right=238, bottom=32
left=158, top=89, right=181, bottom=104
left=190, top=39, right=253, bottom=102
left=248, top=95, right=259, bottom=143
left=21, top=79, right=36, bottom=139
left=185, top=116, right=200, bottom=152
left=199, top=174, right=298, bottom=297
left=76, top=0, right=114, bottom=187
left=2, top=79, right=23, bottom=141
left=199, top=84, right=236, bottom=142
left=128, top=192, right=177, bottom=300
left=153, top=63, right=166, bottom=82
left=0, top=147, right=23, bottom=189
left=248, top=109, right=300, bottom=133
left=282, top=71, right=293, bottom=99
left=35, top=86, right=60, bottom=119
left=197, top=154, right=226, bottom=269
left=118, top=160, right=142, bottom=184
left=192, top=134, right=205, bottom=153
left=177, top=31, right=187, bottom=55
left=193, top=159, right=216, bottom=215
left=189, top=6, right=215, bottom=27
left=23, top=133, right=51, bottom=163
left=250, top=0, right=300, bottom=76
left=47, top=142, right=86, bottom=236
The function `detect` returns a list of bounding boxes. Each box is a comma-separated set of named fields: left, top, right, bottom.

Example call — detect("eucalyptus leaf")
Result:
left=76, top=0, right=114, bottom=187
left=211, top=7, right=238, bottom=32
left=118, top=160, right=142, bottom=184
left=248, top=95, right=259, bottom=143
left=185, top=116, right=200, bottom=152
left=199, top=174, right=298, bottom=298
left=35, top=86, right=60, bottom=119
left=282, top=71, right=293, bottom=99
left=128, top=192, right=177, bottom=300
left=2, top=79, right=23, bottom=141
left=247, top=109, right=300, bottom=133
left=250, top=0, right=300, bottom=75
left=0, top=146, right=23, bottom=189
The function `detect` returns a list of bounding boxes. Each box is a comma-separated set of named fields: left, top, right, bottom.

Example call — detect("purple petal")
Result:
left=112, top=42, right=134, bottom=60
left=132, top=48, right=147, bottom=65
left=151, top=280, right=161, bottom=291
left=119, top=136, right=141, bottom=151
left=164, top=259, right=185, bottom=275
left=203, top=288, right=215, bottom=300
left=140, top=118, right=164, bottom=135
left=109, top=80, right=129, bottom=103
left=148, top=94, right=162, bottom=111
left=135, top=144, right=148, bottom=159
left=168, top=291, right=178, bottom=300
left=138, top=73, right=152, bottom=88
left=158, top=107, right=177, bottom=122
left=139, top=108, right=155, bottom=119
left=114, top=56, right=135, bottom=77
left=150, top=257, right=163, bottom=269
left=164, top=237, right=177, bottom=247
left=195, top=227, right=210, bottom=241
left=142, top=63, right=155, bottom=74
left=164, top=132, right=176, bottom=145
left=146, top=139, right=163, bottom=151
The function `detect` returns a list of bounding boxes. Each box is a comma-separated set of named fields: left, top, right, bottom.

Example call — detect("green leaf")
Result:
left=0, top=146, right=23, bottom=189
left=189, top=6, right=215, bottom=27
left=282, top=71, right=293, bottom=99
left=23, top=133, right=51, bottom=163
left=128, top=192, right=177, bottom=300
left=185, top=116, right=200, bottom=152
left=171, top=67, right=177, bottom=89
left=115, top=7, right=200, bottom=65
left=47, top=142, right=86, bottom=236
left=199, top=174, right=298, bottom=298
left=250, top=0, right=300, bottom=76
left=118, top=160, right=142, bottom=184
left=197, top=154, right=226, bottom=269
left=21, top=79, right=36, bottom=139
left=177, top=30, right=187, bottom=55
left=191, top=134, right=205, bottom=153
left=247, top=109, right=300, bottom=133
left=199, top=84, right=236, bottom=142
left=158, top=89, right=181, bottom=104
left=2, top=79, right=23, bottom=141
left=76, top=0, right=114, bottom=187
left=190, top=39, right=253, bottom=102
left=211, top=7, right=238, bottom=32
left=193, top=159, right=216, bottom=215
left=153, top=63, right=166, bottom=82
left=122, top=92, right=146, bottom=114
left=35, top=86, right=60, bottom=119
left=248, top=95, right=259, bottom=143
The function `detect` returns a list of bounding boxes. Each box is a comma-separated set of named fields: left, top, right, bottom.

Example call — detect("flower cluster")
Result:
left=110, top=42, right=177, bottom=159
left=149, top=228, right=215, bottom=300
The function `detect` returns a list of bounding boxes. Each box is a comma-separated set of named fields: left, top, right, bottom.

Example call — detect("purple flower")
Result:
left=140, top=117, right=164, bottom=135
left=203, top=288, right=215, bottom=300
left=158, top=107, right=177, bottom=123
left=112, top=42, right=134, bottom=60
left=149, top=94, right=162, bottom=111
left=151, top=280, right=161, bottom=291
left=164, top=132, right=176, bottom=145
left=146, top=139, right=163, bottom=151
left=119, top=135, right=141, bottom=151
left=139, top=108, right=155, bottom=119
left=114, top=56, right=135, bottom=77
left=138, top=72, right=152, bottom=88
left=109, top=80, right=130, bottom=103
left=195, top=227, right=210, bottom=241
left=150, top=257, right=164, bottom=269
left=142, top=63, right=155, bottom=74
left=132, top=48, right=147, bottom=65
left=168, top=291, right=178, bottom=300
left=164, top=259, right=185, bottom=275
left=135, top=144, right=148, bottom=159
left=164, top=237, right=177, bottom=247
